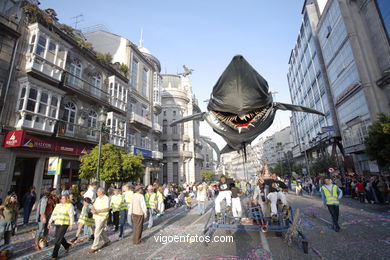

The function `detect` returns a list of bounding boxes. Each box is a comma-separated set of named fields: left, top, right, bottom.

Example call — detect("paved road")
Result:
left=8, top=193, right=390, bottom=260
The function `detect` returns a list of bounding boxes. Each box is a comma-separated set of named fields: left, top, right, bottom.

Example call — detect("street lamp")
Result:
left=96, top=108, right=108, bottom=181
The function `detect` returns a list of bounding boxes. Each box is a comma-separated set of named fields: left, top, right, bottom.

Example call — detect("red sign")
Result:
left=3, top=130, right=25, bottom=148
left=4, top=130, right=92, bottom=156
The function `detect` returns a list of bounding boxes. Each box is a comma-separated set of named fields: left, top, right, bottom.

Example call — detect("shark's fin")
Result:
left=274, top=102, right=325, bottom=116
left=200, top=137, right=221, bottom=165
left=170, top=112, right=206, bottom=126
left=220, top=145, right=235, bottom=154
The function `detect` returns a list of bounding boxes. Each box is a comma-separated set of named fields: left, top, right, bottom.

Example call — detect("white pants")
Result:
left=158, top=201, right=165, bottom=214
left=231, top=197, right=242, bottom=218
left=267, top=191, right=287, bottom=216
left=215, top=190, right=232, bottom=214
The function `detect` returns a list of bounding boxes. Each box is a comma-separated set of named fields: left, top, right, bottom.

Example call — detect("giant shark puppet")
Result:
left=171, top=55, right=325, bottom=156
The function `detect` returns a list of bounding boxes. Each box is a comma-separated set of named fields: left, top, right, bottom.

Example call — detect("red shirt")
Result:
left=356, top=183, right=364, bottom=193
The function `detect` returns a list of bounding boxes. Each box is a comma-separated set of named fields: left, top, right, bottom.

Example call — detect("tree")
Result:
left=201, top=170, right=215, bottom=181
left=365, top=113, right=390, bottom=169
left=79, top=144, right=144, bottom=182
left=310, top=156, right=337, bottom=176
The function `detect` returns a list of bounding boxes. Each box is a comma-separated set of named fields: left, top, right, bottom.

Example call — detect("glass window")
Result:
left=172, top=124, right=177, bottom=134
left=18, top=87, right=26, bottom=110
left=163, top=119, right=168, bottom=134
left=172, top=143, right=178, bottom=151
left=130, top=59, right=138, bottom=89
left=88, top=110, right=97, bottom=137
left=26, top=88, right=37, bottom=112
left=163, top=144, right=167, bottom=151
left=69, top=60, right=82, bottom=87
left=29, top=34, right=36, bottom=53
left=142, top=68, right=148, bottom=96
left=49, top=96, right=58, bottom=118
left=35, top=35, right=46, bottom=57
left=376, top=0, right=390, bottom=40
left=38, top=92, right=48, bottom=114
left=63, top=102, right=77, bottom=132
left=46, top=41, right=56, bottom=63
left=56, top=47, right=66, bottom=68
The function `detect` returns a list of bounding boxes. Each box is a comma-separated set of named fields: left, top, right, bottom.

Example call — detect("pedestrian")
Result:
left=230, top=183, right=242, bottom=222
left=119, top=184, right=133, bottom=239
left=184, top=190, right=192, bottom=210
left=84, top=182, right=98, bottom=202
left=355, top=180, right=365, bottom=203
left=88, top=187, right=110, bottom=254
left=110, top=189, right=122, bottom=232
left=48, top=195, right=74, bottom=260
left=0, top=194, right=19, bottom=247
left=60, top=185, right=70, bottom=196
left=197, top=184, right=207, bottom=215
left=267, top=173, right=288, bottom=221
left=321, top=176, right=343, bottom=232
left=156, top=186, right=165, bottom=216
left=214, top=175, right=232, bottom=220
left=145, top=185, right=156, bottom=229
left=22, top=186, right=36, bottom=225
left=129, top=186, right=147, bottom=245
left=34, top=188, right=57, bottom=251
left=70, top=197, right=94, bottom=244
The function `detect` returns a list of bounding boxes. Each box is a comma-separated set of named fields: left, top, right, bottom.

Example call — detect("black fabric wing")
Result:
left=274, top=102, right=325, bottom=116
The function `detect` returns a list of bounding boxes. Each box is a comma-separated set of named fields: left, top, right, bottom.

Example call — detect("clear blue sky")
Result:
left=40, top=0, right=304, bottom=148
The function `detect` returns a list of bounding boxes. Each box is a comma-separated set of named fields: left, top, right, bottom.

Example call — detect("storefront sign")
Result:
left=3, top=130, right=25, bottom=148
left=3, top=131, right=92, bottom=156
left=47, top=157, right=62, bottom=175
left=133, top=147, right=152, bottom=158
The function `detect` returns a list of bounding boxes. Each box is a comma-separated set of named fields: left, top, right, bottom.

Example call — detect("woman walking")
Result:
left=48, top=195, right=74, bottom=260
left=0, top=194, right=19, bottom=247
left=129, top=186, right=147, bottom=245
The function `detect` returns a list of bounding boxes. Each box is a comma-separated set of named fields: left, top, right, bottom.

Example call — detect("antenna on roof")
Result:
left=139, top=27, right=144, bottom=47
left=71, top=14, right=84, bottom=29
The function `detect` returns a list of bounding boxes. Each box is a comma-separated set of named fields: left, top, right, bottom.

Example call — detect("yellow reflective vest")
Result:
left=110, top=194, right=123, bottom=212
left=145, top=193, right=156, bottom=209
left=321, top=185, right=340, bottom=205
left=121, top=191, right=133, bottom=210
left=78, top=205, right=94, bottom=226
left=52, top=203, right=72, bottom=225
left=93, top=195, right=110, bottom=220
left=156, top=191, right=164, bottom=204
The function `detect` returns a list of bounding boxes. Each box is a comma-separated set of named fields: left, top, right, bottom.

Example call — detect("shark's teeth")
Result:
left=249, top=123, right=255, bottom=127
left=238, top=127, right=242, bottom=134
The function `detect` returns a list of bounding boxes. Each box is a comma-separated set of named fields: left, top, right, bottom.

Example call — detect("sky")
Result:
left=40, top=0, right=304, bottom=149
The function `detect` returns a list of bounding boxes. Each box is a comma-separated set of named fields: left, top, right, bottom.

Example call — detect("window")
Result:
left=18, top=87, right=26, bottom=111
left=38, top=92, right=48, bottom=114
left=173, top=110, right=176, bottom=117
left=130, top=59, right=138, bottom=89
left=163, top=144, right=167, bottom=151
left=87, top=110, right=97, bottom=137
left=49, top=96, right=58, bottom=118
left=163, top=120, right=168, bottom=134
left=26, top=88, right=37, bottom=112
left=46, top=41, right=56, bottom=63
left=173, top=162, right=179, bottom=184
left=172, top=143, right=178, bottom=151
left=56, top=47, right=66, bottom=68
left=142, top=68, right=148, bottom=96
left=129, top=134, right=135, bottom=145
left=69, top=60, right=82, bottom=86
left=63, top=102, right=77, bottom=133
left=172, top=124, right=177, bottom=134
left=376, top=0, right=390, bottom=40
left=29, top=34, right=36, bottom=53
left=35, top=35, right=46, bottom=57
left=163, top=110, right=166, bottom=116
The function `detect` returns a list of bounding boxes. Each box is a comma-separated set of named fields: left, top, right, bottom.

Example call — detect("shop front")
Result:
left=2, top=130, right=93, bottom=199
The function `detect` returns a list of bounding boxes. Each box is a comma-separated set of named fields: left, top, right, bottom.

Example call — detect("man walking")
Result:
left=88, top=188, right=110, bottom=254
left=321, top=176, right=343, bottom=232
left=129, top=186, right=147, bottom=245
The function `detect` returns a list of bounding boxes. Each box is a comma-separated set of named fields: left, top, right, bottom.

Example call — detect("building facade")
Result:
left=288, top=0, right=390, bottom=175
left=160, top=74, right=203, bottom=184
left=85, top=30, right=163, bottom=185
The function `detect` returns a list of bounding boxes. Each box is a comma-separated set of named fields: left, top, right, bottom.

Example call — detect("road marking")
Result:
left=145, top=204, right=212, bottom=260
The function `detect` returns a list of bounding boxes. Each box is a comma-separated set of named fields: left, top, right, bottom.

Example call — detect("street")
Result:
left=9, top=193, right=390, bottom=260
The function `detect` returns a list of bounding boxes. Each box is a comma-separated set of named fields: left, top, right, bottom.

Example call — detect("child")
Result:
left=71, top=197, right=94, bottom=244
left=110, top=189, right=122, bottom=231
left=184, top=190, right=192, bottom=210
left=230, top=183, right=242, bottom=222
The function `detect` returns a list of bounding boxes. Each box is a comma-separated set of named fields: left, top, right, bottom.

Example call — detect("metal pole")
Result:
left=304, top=148, right=311, bottom=176
left=96, top=123, right=103, bottom=181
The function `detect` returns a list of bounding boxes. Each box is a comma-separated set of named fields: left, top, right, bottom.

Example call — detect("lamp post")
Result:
left=96, top=108, right=108, bottom=181
left=302, top=142, right=311, bottom=176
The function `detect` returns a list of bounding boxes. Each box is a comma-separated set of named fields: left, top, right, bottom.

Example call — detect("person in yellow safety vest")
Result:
left=110, top=189, right=122, bottom=231
left=145, top=185, right=157, bottom=229
left=48, top=195, right=74, bottom=260
left=320, top=176, right=343, bottom=232
left=88, top=187, right=110, bottom=254
left=156, top=186, right=165, bottom=217
left=119, top=184, right=133, bottom=239
left=70, top=197, right=94, bottom=244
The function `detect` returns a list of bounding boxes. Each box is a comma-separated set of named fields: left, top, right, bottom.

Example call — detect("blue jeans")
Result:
left=198, top=201, right=205, bottom=215
left=23, top=206, right=32, bottom=225
left=119, top=209, right=132, bottom=238
left=147, top=209, right=154, bottom=229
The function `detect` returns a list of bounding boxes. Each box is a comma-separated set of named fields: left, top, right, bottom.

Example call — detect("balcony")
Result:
left=129, top=112, right=152, bottom=128
left=56, top=120, right=99, bottom=143
left=16, top=111, right=56, bottom=134
left=153, top=123, right=162, bottom=133
left=163, top=151, right=180, bottom=158
left=182, top=151, right=193, bottom=158
left=62, top=72, right=109, bottom=105
left=26, top=54, right=64, bottom=82
left=183, top=135, right=190, bottom=142
left=152, top=151, right=163, bottom=160
left=109, top=134, right=126, bottom=147
left=195, top=153, right=204, bottom=160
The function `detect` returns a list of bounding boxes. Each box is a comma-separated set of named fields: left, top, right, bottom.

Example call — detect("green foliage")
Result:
left=310, top=156, right=337, bottom=176
left=96, top=52, right=113, bottom=64
left=201, top=170, right=215, bottom=181
left=365, top=113, right=390, bottom=168
left=79, top=144, right=144, bottom=182
left=23, top=2, right=54, bottom=26
left=119, top=63, right=129, bottom=75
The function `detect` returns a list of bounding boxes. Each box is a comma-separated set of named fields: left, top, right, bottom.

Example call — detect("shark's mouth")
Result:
left=212, top=107, right=269, bottom=132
